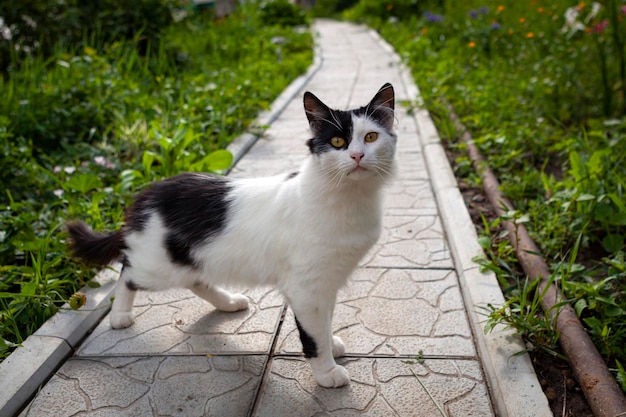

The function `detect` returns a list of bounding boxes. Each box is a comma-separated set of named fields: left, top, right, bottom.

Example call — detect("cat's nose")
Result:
left=351, top=152, right=364, bottom=163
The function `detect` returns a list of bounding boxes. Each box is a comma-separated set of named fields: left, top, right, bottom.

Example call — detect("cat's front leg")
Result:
left=288, top=293, right=349, bottom=388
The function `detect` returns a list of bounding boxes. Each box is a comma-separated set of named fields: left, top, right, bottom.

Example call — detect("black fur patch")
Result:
left=125, top=173, right=233, bottom=267
left=305, top=108, right=354, bottom=155
left=125, top=280, right=145, bottom=291
left=295, top=317, right=318, bottom=358
left=285, top=171, right=299, bottom=180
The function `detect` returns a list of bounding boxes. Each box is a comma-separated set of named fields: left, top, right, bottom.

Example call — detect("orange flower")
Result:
left=497, top=5, right=505, bottom=13
left=468, top=41, right=476, bottom=48
left=386, top=3, right=393, bottom=11
left=526, top=32, right=535, bottom=38
left=421, top=27, right=428, bottom=35
left=519, top=17, right=526, bottom=23
left=538, top=7, right=544, bottom=13
left=577, top=2, right=585, bottom=10
left=508, top=28, right=514, bottom=34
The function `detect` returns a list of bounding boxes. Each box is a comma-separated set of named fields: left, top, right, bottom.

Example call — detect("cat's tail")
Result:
left=66, top=221, right=125, bottom=266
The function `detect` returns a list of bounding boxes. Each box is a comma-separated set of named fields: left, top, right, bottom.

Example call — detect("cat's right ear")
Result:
left=304, top=91, right=331, bottom=134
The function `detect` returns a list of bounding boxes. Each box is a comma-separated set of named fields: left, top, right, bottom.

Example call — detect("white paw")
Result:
left=218, top=294, right=249, bottom=312
left=314, top=365, right=350, bottom=388
left=332, top=336, right=345, bottom=358
left=110, top=311, right=134, bottom=329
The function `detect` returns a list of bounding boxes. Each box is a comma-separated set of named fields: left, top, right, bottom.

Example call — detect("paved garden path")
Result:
left=12, top=20, right=552, bottom=417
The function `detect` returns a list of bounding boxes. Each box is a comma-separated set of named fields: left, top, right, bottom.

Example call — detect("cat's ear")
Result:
left=368, top=83, right=395, bottom=130
left=303, top=91, right=331, bottom=134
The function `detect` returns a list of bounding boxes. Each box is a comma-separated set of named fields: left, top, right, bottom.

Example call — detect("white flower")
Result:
left=63, top=166, right=76, bottom=174
left=585, top=2, right=602, bottom=24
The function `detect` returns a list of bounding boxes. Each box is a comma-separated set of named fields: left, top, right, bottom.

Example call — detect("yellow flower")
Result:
left=526, top=32, right=535, bottom=38
left=468, top=41, right=476, bottom=48
left=84, top=46, right=97, bottom=57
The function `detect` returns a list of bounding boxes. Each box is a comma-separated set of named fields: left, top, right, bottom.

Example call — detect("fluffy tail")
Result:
left=66, top=221, right=125, bottom=266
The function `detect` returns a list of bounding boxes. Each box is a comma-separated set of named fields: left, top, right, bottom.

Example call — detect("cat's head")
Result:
left=303, top=83, right=397, bottom=184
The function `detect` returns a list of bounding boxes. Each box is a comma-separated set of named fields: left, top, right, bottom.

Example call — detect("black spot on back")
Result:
left=125, top=173, right=233, bottom=267
left=285, top=171, right=299, bottom=180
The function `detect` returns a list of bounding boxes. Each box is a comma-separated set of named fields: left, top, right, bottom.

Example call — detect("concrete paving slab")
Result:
left=77, top=287, right=283, bottom=356
left=253, top=357, right=494, bottom=417
left=275, top=268, right=475, bottom=358
left=0, top=336, right=71, bottom=417
left=19, top=356, right=266, bottom=417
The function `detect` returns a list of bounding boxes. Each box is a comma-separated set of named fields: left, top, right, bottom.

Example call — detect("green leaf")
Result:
left=196, top=149, right=233, bottom=172
left=615, top=360, right=626, bottom=392
left=602, top=234, right=624, bottom=253
left=477, top=236, right=491, bottom=249
left=20, top=281, right=37, bottom=296
left=574, top=298, right=587, bottom=317
left=64, top=173, right=103, bottom=194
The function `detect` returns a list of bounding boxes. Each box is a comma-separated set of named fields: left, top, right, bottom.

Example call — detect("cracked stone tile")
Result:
left=78, top=288, right=283, bottom=356
left=361, top=215, right=453, bottom=269
left=384, top=179, right=438, bottom=216
left=276, top=268, right=475, bottom=357
left=21, top=356, right=265, bottom=417
left=253, top=358, right=493, bottom=417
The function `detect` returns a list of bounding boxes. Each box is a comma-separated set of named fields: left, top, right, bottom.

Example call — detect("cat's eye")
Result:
left=364, top=132, right=378, bottom=143
left=330, top=136, right=346, bottom=148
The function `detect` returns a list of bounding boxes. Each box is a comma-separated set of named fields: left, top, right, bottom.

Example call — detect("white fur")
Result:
left=110, top=112, right=397, bottom=388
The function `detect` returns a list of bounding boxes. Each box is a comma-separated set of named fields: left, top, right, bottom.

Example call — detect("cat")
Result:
left=67, top=83, right=397, bottom=388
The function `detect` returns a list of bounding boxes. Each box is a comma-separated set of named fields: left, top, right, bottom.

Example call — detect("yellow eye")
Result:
left=364, top=132, right=378, bottom=143
left=330, top=136, right=346, bottom=148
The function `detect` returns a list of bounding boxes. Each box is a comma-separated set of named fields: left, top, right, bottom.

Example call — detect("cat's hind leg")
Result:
left=191, top=283, right=249, bottom=312
left=110, top=267, right=138, bottom=329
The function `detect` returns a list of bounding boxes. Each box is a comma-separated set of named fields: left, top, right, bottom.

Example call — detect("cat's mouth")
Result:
left=347, top=165, right=368, bottom=176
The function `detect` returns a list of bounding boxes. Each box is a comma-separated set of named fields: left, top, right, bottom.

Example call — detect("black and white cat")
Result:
left=68, top=83, right=396, bottom=388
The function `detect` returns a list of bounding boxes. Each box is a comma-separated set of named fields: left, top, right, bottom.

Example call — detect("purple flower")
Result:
left=424, top=11, right=443, bottom=22
left=469, top=10, right=478, bottom=19
left=478, top=6, right=489, bottom=14
left=592, top=19, right=609, bottom=34
left=491, top=22, right=501, bottom=30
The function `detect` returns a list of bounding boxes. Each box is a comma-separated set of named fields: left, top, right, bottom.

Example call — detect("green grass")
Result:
left=342, top=0, right=626, bottom=389
left=0, top=2, right=313, bottom=362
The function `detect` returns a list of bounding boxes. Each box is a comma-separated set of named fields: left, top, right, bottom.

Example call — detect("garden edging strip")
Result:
left=366, top=28, right=552, bottom=417
left=0, top=41, right=322, bottom=417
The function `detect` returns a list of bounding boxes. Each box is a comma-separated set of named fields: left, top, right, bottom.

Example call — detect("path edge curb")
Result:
left=0, top=34, right=322, bottom=417
left=367, top=27, right=553, bottom=417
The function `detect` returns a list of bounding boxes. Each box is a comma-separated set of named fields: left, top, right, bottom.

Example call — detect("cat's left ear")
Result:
left=368, top=83, right=395, bottom=130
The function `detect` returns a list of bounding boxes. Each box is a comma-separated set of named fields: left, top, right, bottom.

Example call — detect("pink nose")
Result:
left=351, top=152, right=364, bottom=163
